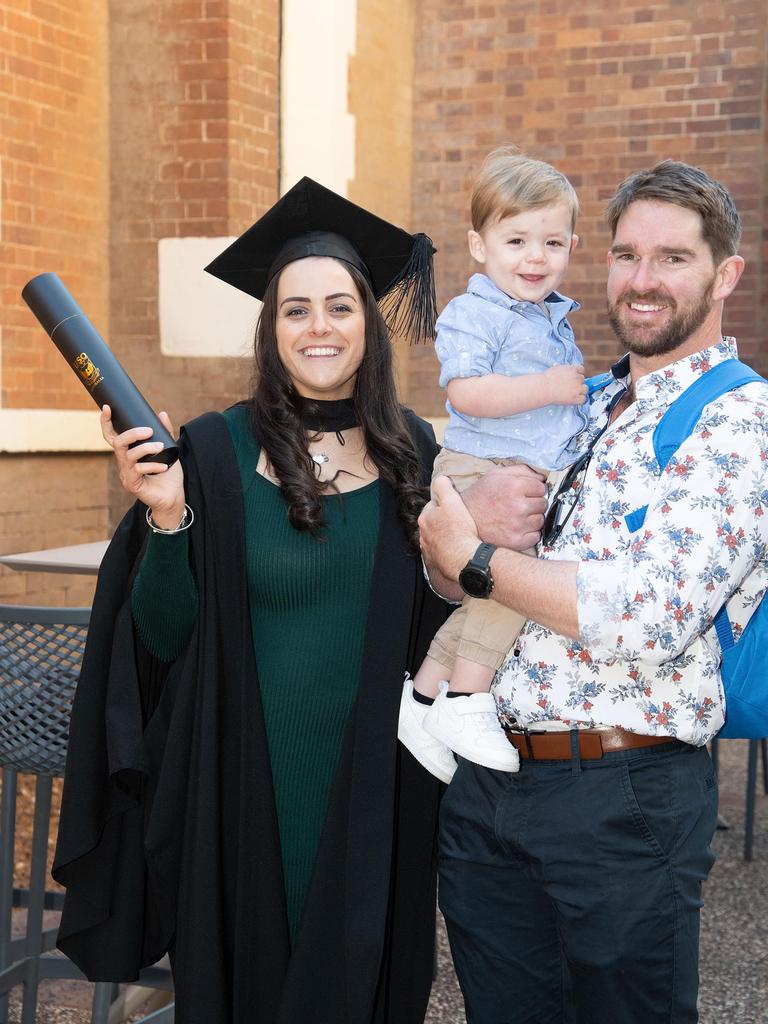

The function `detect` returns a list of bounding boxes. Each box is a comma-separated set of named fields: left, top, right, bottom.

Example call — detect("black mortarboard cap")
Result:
left=204, top=176, right=437, bottom=341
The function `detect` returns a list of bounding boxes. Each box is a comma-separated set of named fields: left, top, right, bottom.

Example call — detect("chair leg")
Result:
left=760, top=738, right=768, bottom=794
left=710, top=738, right=730, bottom=829
left=92, top=982, right=119, bottom=1023
left=19, top=775, right=53, bottom=1024
left=0, top=768, right=18, bottom=1024
left=745, top=739, right=759, bottom=861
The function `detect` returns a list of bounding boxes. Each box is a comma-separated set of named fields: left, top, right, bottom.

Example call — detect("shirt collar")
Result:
left=467, top=272, right=580, bottom=318
left=591, top=338, right=738, bottom=427
left=632, top=337, right=739, bottom=406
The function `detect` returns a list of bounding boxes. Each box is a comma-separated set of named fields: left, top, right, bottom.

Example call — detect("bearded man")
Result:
left=419, top=161, right=768, bottom=1023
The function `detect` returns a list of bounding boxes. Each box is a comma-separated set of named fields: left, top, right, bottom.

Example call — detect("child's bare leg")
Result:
left=447, top=656, right=495, bottom=694
left=412, top=655, right=449, bottom=699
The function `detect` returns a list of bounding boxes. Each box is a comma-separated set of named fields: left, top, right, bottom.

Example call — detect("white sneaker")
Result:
left=398, top=677, right=457, bottom=784
left=423, top=688, right=520, bottom=772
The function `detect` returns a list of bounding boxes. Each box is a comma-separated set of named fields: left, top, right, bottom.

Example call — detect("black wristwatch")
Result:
left=458, top=542, right=497, bottom=599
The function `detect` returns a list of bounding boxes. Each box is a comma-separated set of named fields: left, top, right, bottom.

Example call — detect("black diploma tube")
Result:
left=22, top=273, right=179, bottom=466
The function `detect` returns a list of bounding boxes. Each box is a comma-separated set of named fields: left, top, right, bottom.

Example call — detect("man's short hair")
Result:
left=471, top=147, right=579, bottom=234
left=606, top=160, right=741, bottom=266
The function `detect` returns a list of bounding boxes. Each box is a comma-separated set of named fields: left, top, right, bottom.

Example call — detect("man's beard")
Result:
left=607, top=280, right=714, bottom=358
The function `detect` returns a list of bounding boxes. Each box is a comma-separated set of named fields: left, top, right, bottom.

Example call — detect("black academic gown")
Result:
left=52, top=408, right=446, bottom=1024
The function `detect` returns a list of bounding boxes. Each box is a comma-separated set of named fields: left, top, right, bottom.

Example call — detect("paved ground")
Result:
left=6, top=739, right=767, bottom=1023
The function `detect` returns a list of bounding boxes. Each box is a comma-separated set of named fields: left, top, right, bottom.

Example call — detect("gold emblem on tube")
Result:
left=73, top=352, right=104, bottom=390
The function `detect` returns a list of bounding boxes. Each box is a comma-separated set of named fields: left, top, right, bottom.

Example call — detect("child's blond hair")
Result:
left=471, top=147, right=579, bottom=233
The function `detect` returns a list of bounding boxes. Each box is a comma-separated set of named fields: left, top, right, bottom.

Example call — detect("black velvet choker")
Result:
left=295, top=396, right=359, bottom=435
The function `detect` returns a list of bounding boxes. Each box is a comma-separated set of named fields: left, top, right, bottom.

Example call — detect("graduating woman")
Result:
left=52, top=179, right=449, bottom=1023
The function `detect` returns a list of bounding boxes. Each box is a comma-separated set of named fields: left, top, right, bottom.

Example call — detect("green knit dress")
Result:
left=131, top=405, right=380, bottom=940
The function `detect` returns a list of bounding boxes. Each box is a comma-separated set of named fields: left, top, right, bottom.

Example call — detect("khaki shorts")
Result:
left=431, top=447, right=529, bottom=495
left=427, top=447, right=550, bottom=672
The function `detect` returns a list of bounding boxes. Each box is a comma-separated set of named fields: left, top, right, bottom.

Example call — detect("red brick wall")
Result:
left=108, top=0, right=280, bottom=446
left=0, top=1, right=280, bottom=602
left=0, top=1, right=110, bottom=605
left=228, top=1, right=280, bottom=224
left=107, top=0, right=279, bottom=527
left=0, top=455, right=108, bottom=607
left=0, top=0, right=109, bottom=409
left=409, top=0, right=768, bottom=417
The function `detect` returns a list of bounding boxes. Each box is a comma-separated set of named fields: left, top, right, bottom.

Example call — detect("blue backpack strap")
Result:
left=626, top=360, right=763, bottom=532
left=624, top=358, right=764, bottom=654
left=653, top=359, right=763, bottom=472
left=713, top=605, right=735, bottom=651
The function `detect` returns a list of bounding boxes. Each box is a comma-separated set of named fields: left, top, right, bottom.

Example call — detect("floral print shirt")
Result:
left=493, top=338, right=768, bottom=745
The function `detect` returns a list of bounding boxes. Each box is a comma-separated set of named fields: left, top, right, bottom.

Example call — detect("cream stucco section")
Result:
left=280, top=0, right=357, bottom=195
left=0, top=409, right=110, bottom=453
left=157, top=237, right=261, bottom=359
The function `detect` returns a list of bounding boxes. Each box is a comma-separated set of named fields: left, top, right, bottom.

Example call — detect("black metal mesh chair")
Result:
left=0, top=605, right=174, bottom=1024
left=0, top=606, right=84, bottom=776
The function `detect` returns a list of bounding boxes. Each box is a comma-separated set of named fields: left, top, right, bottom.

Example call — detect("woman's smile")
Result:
left=299, top=345, right=343, bottom=357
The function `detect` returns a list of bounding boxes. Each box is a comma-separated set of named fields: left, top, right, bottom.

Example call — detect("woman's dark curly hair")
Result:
left=248, top=259, right=429, bottom=548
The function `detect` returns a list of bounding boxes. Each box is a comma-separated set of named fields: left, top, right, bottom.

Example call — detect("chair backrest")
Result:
left=0, top=605, right=90, bottom=776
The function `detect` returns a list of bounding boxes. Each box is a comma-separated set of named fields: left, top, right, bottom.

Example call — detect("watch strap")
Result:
left=470, top=542, right=496, bottom=570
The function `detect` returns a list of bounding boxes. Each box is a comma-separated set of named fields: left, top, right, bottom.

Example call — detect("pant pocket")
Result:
left=619, top=757, right=676, bottom=861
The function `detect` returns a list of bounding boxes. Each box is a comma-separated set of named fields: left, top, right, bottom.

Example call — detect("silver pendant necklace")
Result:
left=311, top=428, right=346, bottom=468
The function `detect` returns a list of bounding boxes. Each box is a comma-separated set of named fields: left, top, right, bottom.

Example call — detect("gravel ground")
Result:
left=5, top=739, right=767, bottom=1023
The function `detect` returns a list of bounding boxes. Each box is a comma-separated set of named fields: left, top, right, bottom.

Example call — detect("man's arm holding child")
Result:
left=420, top=475, right=580, bottom=636
left=420, top=465, right=549, bottom=602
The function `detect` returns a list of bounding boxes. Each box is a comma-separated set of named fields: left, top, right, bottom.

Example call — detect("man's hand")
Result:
left=418, top=476, right=480, bottom=583
left=419, top=470, right=579, bottom=637
left=463, top=464, right=547, bottom=550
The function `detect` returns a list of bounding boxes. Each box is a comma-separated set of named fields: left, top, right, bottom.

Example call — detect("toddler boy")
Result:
left=399, top=149, right=589, bottom=781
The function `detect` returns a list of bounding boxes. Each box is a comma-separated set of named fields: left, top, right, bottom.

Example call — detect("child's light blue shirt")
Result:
left=436, top=273, right=590, bottom=469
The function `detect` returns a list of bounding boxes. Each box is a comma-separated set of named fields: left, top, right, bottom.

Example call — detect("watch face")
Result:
left=459, top=565, right=493, bottom=599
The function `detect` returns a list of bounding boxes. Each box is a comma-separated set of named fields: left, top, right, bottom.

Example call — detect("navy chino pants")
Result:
left=438, top=741, right=718, bottom=1024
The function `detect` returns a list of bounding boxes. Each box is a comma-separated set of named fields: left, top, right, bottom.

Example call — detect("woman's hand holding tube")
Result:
left=101, top=405, right=186, bottom=530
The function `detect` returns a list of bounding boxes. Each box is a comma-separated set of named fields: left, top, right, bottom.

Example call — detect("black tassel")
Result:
left=379, top=232, right=437, bottom=344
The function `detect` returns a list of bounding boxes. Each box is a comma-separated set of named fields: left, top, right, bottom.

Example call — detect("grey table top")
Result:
left=0, top=540, right=109, bottom=575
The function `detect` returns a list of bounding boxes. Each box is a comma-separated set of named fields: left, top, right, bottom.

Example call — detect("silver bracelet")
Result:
left=145, top=503, right=195, bottom=535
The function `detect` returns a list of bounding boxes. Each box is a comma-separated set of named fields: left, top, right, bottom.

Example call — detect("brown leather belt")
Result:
left=505, top=727, right=682, bottom=760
